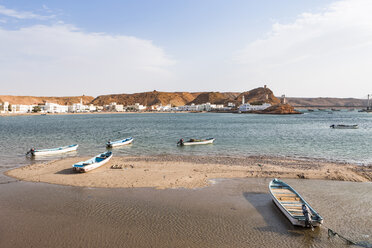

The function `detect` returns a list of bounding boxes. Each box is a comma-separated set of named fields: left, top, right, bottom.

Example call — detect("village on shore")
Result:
left=1, top=85, right=290, bottom=115
left=0, top=98, right=274, bottom=114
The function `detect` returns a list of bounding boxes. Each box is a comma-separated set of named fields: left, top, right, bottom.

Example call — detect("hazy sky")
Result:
left=0, top=0, right=371, bottom=98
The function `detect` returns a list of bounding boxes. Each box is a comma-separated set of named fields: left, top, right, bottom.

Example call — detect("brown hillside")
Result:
left=188, top=92, right=238, bottom=105
left=235, top=87, right=281, bottom=105
left=287, top=97, right=367, bottom=107
left=0, top=95, right=94, bottom=105
left=91, top=91, right=197, bottom=107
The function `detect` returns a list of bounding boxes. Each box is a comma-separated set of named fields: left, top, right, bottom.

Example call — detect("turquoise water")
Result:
left=0, top=111, right=371, bottom=167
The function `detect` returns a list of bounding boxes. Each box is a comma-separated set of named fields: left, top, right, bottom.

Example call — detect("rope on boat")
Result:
left=324, top=225, right=372, bottom=247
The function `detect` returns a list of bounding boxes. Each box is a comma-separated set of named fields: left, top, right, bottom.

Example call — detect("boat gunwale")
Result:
left=73, top=152, right=113, bottom=169
left=269, top=179, right=323, bottom=222
left=34, top=144, right=78, bottom=153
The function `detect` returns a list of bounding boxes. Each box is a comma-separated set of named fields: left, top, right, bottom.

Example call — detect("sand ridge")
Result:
left=5, top=155, right=372, bottom=189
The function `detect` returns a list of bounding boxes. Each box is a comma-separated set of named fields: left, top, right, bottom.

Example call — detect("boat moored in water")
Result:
left=330, top=124, right=358, bottom=129
left=269, top=178, right=323, bottom=228
left=26, top=144, right=78, bottom=156
left=177, top=138, right=215, bottom=146
left=72, top=151, right=113, bottom=172
left=106, top=137, right=134, bottom=148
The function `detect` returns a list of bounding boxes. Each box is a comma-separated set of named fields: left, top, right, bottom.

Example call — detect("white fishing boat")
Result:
left=330, top=124, right=358, bottom=129
left=177, top=138, right=215, bottom=146
left=269, top=178, right=323, bottom=228
left=26, top=144, right=78, bottom=156
left=72, top=151, right=113, bottom=172
left=106, top=137, right=134, bottom=148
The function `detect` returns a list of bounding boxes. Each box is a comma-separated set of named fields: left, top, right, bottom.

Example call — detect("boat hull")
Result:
left=106, top=137, right=133, bottom=148
left=31, top=144, right=78, bottom=156
left=269, top=179, right=323, bottom=227
left=330, top=125, right=358, bottom=129
left=182, top=138, right=215, bottom=146
left=72, top=152, right=113, bottom=173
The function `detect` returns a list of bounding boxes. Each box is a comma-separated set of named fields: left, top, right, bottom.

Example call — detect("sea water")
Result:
left=0, top=111, right=371, bottom=169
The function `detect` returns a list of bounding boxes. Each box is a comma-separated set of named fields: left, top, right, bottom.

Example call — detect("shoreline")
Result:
left=6, top=155, right=372, bottom=189
left=0, top=111, right=190, bottom=117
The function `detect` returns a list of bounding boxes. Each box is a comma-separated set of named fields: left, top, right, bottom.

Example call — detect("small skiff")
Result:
left=72, top=151, right=113, bottom=172
left=177, top=138, right=215, bottom=146
left=269, top=178, right=323, bottom=228
left=106, top=137, right=134, bottom=148
left=330, top=124, right=358, bottom=129
left=26, top=144, right=78, bottom=156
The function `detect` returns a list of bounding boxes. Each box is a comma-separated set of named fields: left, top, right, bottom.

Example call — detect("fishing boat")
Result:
left=330, top=124, right=358, bottom=129
left=106, top=137, right=134, bottom=148
left=269, top=178, right=323, bottom=228
left=177, top=138, right=215, bottom=146
left=26, top=144, right=78, bottom=156
left=72, top=151, right=113, bottom=172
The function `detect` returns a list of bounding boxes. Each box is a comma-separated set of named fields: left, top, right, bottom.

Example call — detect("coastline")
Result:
left=6, top=155, right=372, bottom=189
left=0, top=111, right=188, bottom=117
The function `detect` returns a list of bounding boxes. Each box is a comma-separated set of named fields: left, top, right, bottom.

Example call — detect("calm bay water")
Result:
left=0, top=111, right=371, bottom=168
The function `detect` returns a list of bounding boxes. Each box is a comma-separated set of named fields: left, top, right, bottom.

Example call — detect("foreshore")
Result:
left=6, top=155, right=372, bottom=189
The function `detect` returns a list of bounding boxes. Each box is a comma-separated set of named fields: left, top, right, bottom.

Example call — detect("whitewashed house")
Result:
left=239, top=103, right=271, bottom=112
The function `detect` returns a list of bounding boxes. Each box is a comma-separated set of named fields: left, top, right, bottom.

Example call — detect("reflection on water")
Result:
left=0, top=178, right=371, bottom=247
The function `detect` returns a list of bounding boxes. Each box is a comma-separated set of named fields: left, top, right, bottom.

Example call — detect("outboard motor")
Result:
left=177, top=139, right=184, bottom=146
left=302, top=204, right=313, bottom=229
left=26, top=148, right=35, bottom=156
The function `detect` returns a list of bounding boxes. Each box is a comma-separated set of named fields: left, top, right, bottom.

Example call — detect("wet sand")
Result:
left=6, top=155, right=372, bottom=189
left=0, top=177, right=371, bottom=248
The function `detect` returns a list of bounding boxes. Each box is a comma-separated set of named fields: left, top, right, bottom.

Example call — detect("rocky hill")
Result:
left=91, top=87, right=281, bottom=107
left=188, top=92, right=239, bottom=105
left=2, top=87, right=297, bottom=109
left=91, top=91, right=198, bottom=106
left=260, top=103, right=301, bottom=114
left=0, top=95, right=94, bottom=105
left=235, top=87, right=281, bottom=106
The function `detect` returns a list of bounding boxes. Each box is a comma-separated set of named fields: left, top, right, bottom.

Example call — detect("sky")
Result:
left=0, top=0, right=371, bottom=98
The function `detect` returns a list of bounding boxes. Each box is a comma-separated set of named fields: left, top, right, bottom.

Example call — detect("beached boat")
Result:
left=269, top=178, right=323, bottom=228
left=106, top=137, right=134, bottom=148
left=330, top=124, right=358, bottom=129
left=26, top=144, right=78, bottom=156
left=177, top=138, right=215, bottom=146
left=72, top=151, right=113, bottom=172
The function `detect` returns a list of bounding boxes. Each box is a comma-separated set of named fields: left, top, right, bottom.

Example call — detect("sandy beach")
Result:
left=6, top=155, right=372, bottom=189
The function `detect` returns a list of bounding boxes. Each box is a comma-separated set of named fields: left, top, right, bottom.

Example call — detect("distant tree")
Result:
left=8, top=104, right=12, bottom=112
left=32, top=106, right=41, bottom=113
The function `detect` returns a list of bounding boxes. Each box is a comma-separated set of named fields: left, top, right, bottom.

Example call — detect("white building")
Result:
left=14, top=104, right=34, bottom=113
left=239, top=103, right=271, bottom=112
left=43, top=102, right=68, bottom=113
left=0, top=102, right=9, bottom=113
left=127, top=103, right=146, bottom=111
left=108, top=102, right=124, bottom=112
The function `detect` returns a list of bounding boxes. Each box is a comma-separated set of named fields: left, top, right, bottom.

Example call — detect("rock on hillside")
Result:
left=0, top=95, right=94, bottom=105
left=91, top=91, right=197, bottom=107
left=260, top=103, right=301, bottom=114
left=188, top=92, right=239, bottom=105
left=235, top=87, right=281, bottom=105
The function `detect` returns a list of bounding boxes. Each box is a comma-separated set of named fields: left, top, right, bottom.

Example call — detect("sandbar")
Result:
left=6, top=155, right=372, bottom=189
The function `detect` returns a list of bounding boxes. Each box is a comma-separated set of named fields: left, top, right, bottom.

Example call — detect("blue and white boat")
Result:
left=269, top=178, right=323, bottom=227
left=106, top=137, right=134, bottom=148
left=26, top=144, right=78, bottom=156
left=72, top=151, right=113, bottom=172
